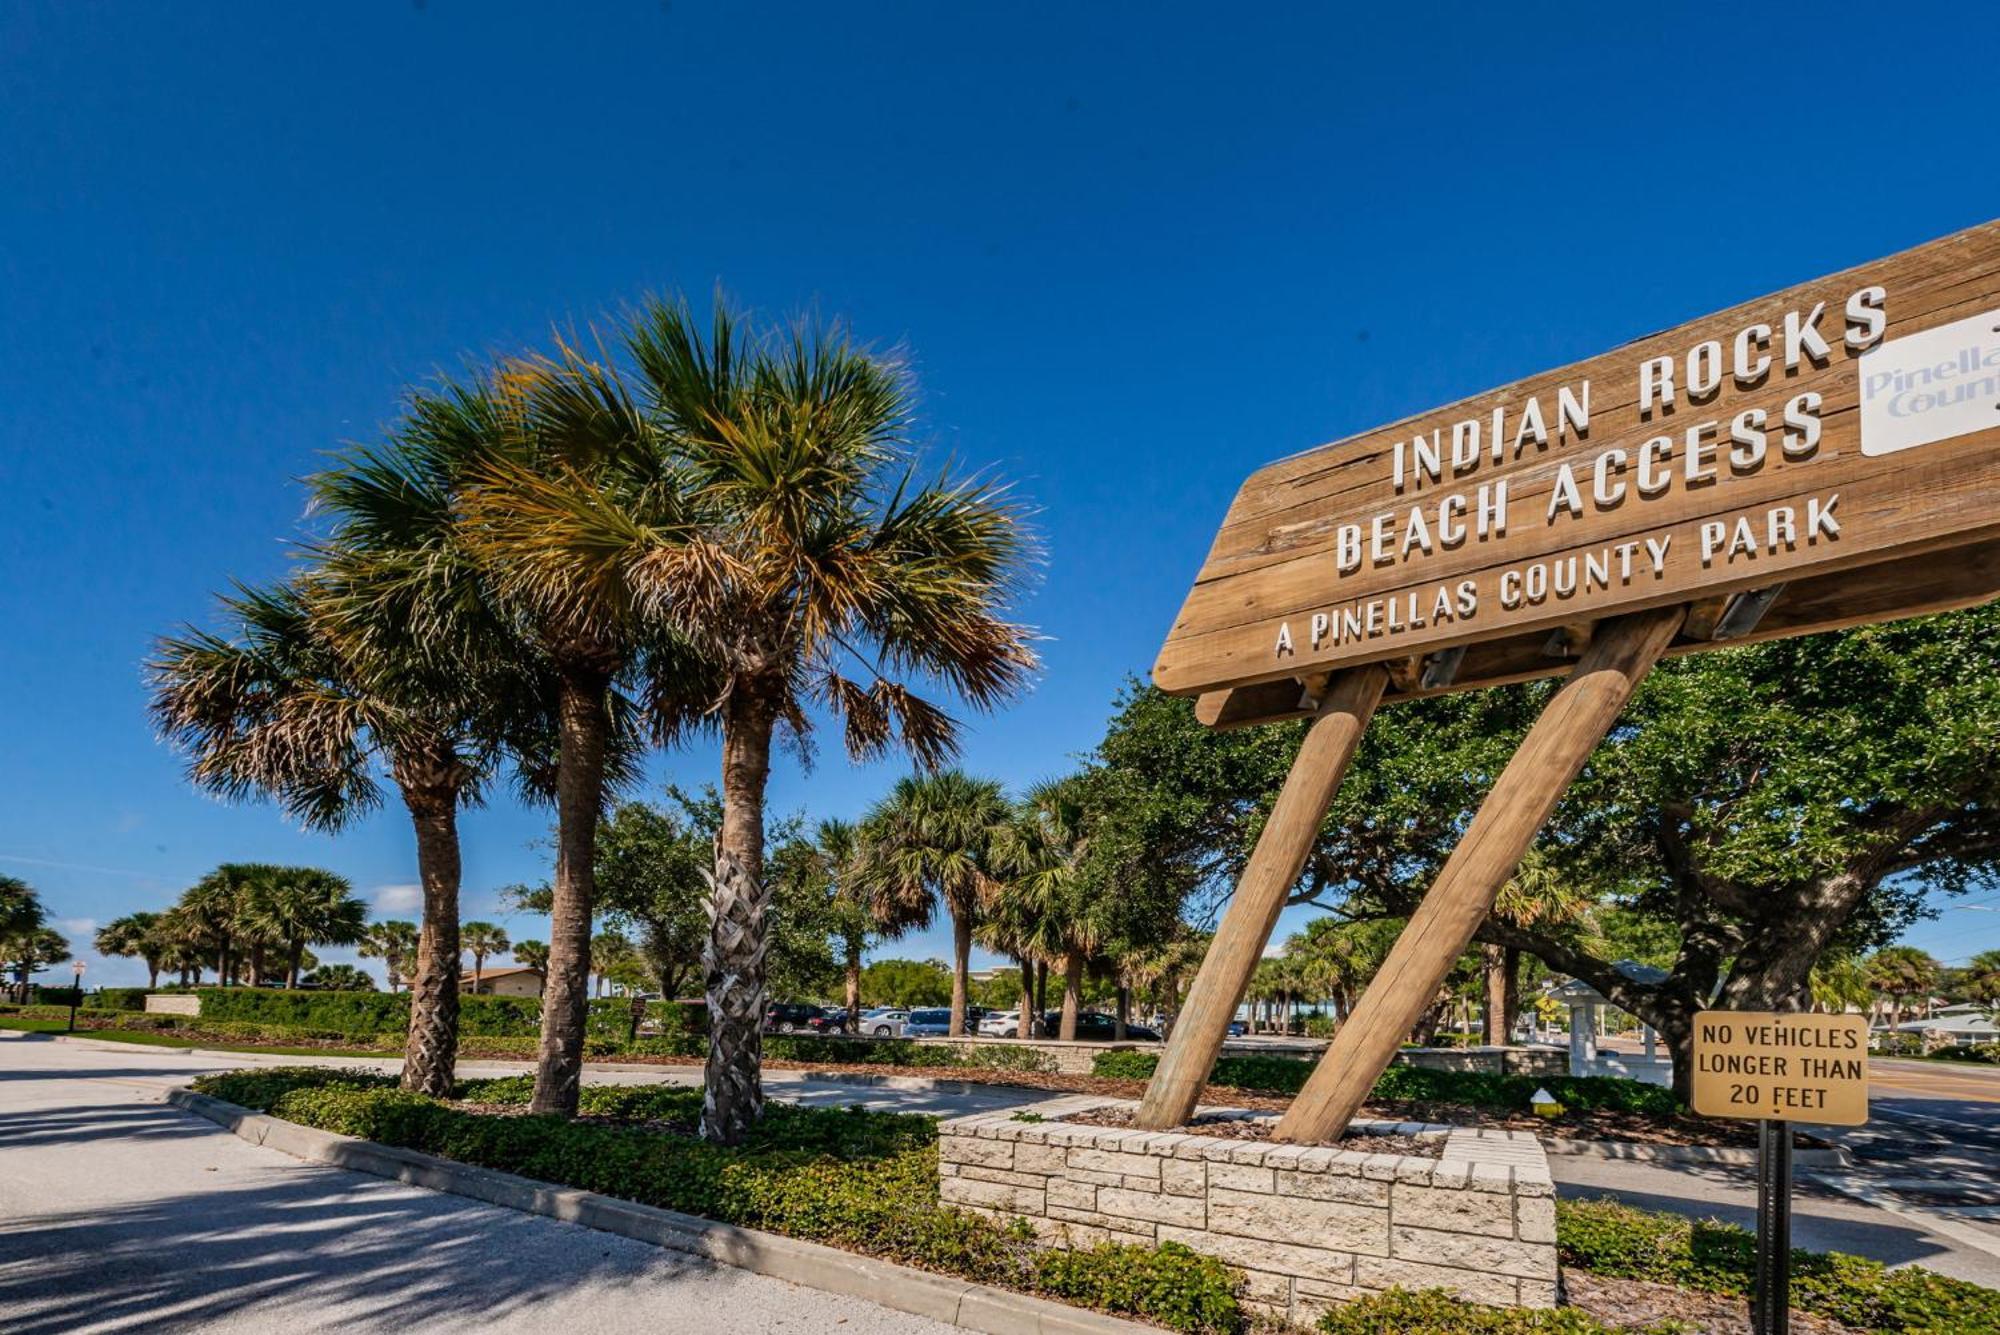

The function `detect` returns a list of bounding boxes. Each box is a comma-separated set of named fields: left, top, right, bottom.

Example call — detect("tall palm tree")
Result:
left=1484, top=849, right=1600, bottom=1045
left=2, top=925, right=69, bottom=1002
left=1, top=877, right=44, bottom=942
left=173, top=865, right=272, bottom=987
left=855, top=771, right=1012, bottom=1042
left=512, top=939, right=551, bottom=974
left=154, top=387, right=554, bottom=1094
left=990, top=777, right=1100, bottom=1041
left=95, top=912, right=167, bottom=990
left=447, top=355, right=691, bottom=1116
left=808, top=820, right=873, bottom=1033
left=359, top=920, right=420, bottom=992
left=462, top=922, right=510, bottom=992
left=465, top=299, right=1037, bottom=1142
left=244, top=868, right=368, bottom=988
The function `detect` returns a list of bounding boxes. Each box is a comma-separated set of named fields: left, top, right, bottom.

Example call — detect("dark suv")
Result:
left=765, top=1002, right=825, bottom=1033
left=1039, top=1011, right=1160, bottom=1041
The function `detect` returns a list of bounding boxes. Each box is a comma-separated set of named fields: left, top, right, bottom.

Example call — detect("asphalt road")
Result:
left=0, top=1034, right=953, bottom=1335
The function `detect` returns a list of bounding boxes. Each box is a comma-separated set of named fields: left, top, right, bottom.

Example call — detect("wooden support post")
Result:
left=1134, top=664, right=1389, bottom=1130
left=1271, top=605, right=1684, bottom=1144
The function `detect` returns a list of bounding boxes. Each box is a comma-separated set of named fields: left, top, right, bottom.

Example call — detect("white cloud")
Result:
left=372, top=884, right=423, bottom=914
left=58, top=917, right=99, bottom=938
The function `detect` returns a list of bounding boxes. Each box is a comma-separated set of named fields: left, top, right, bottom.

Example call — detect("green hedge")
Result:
left=192, top=1067, right=1242, bottom=1332
left=1557, top=1197, right=2000, bottom=1333
left=1316, top=1288, right=1675, bottom=1333
left=94, top=987, right=155, bottom=1011
left=1930, top=1043, right=2000, bottom=1065
left=1089, top=1051, right=1679, bottom=1115
left=194, top=988, right=542, bottom=1037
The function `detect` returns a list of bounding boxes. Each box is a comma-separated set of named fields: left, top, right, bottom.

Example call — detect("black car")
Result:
left=806, top=1007, right=849, bottom=1033
left=1039, top=1010, right=1160, bottom=1042
left=764, top=1002, right=825, bottom=1033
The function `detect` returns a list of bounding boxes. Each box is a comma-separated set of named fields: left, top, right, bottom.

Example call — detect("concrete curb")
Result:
left=1541, top=1135, right=1852, bottom=1168
left=166, top=1087, right=1155, bottom=1335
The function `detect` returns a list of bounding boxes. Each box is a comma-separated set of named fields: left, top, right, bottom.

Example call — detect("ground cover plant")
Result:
left=1556, top=1198, right=2000, bottom=1334
left=191, top=1067, right=1241, bottom=1332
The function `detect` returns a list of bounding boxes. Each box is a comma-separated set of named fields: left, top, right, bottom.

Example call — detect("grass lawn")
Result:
left=0, top=1017, right=390, bottom=1058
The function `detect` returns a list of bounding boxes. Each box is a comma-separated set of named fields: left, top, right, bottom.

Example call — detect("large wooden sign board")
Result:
left=1159, top=221, right=2000, bottom=730
left=1136, top=222, right=2000, bottom=1141
left=1691, top=1011, right=1869, bottom=1126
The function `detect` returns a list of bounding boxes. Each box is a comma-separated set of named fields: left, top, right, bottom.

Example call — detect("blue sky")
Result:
left=4, top=3, right=1999, bottom=988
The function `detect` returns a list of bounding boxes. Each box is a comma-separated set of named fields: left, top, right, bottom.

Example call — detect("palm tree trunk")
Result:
left=1483, top=943, right=1508, bottom=1046
left=844, top=941, right=863, bottom=1034
left=1017, top=956, right=1035, bottom=1037
left=1058, top=950, right=1085, bottom=1041
left=948, top=913, right=973, bottom=1037
left=146, top=961, right=160, bottom=990
left=401, top=792, right=462, bottom=1098
left=532, top=670, right=611, bottom=1117
left=1114, top=983, right=1129, bottom=1040
left=1035, top=959, right=1048, bottom=1019
left=703, top=695, right=775, bottom=1145
left=287, top=940, right=304, bottom=991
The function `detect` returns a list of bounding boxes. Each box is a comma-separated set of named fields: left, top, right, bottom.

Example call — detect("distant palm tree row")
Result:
left=147, top=296, right=1038, bottom=1143
left=94, top=864, right=367, bottom=989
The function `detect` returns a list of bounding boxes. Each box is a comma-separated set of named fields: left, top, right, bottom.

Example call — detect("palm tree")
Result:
left=446, top=356, right=686, bottom=1117
left=359, top=920, right=420, bottom=991
left=512, top=939, right=550, bottom=974
left=3, top=925, right=69, bottom=1002
left=807, top=820, right=876, bottom=1034
left=303, top=963, right=376, bottom=991
left=462, top=922, right=510, bottom=992
left=95, top=913, right=167, bottom=990
left=591, top=930, right=638, bottom=996
left=1483, top=849, right=1601, bottom=1045
left=464, top=299, right=1038, bottom=1142
left=173, top=865, right=271, bottom=986
left=1865, top=946, right=1942, bottom=1029
left=990, top=778, right=1100, bottom=1041
left=153, top=395, right=545, bottom=1095
left=244, top=868, right=367, bottom=988
left=855, top=771, right=1011, bottom=1047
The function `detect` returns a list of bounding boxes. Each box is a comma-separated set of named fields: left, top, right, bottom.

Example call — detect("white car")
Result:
left=862, top=1007, right=909, bottom=1037
left=979, top=1010, right=1021, bottom=1038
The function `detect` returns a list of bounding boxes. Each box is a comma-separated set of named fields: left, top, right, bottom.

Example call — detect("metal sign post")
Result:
left=1754, top=1118, right=1793, bottom=1335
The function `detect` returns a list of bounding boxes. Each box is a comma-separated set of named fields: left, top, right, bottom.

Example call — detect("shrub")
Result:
left=761, top=1035, right=1056, bottom=1073
left=1087, top=1052, right=1680, bottom=1115
left=193, top=988, right=542, bottom=1037
left=1875, top=1032, right=1925, bottom=1057
left=1931, top=1043, right=2000, bottom=1065
left=194, top=1066, right=1242, bottom=1332
left=94, top=987, right=154, bottom=1011
left=644, top=998, right=708, bottom=1039
left=1557, top=1198, right=2000, bottom=1333
left=1315, top=1288, right=1674, bottom=1334
left=586, top=996, right=643, bottom=1044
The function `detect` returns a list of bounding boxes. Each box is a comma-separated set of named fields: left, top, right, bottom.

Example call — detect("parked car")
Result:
left=1226, top=1020, right=1248, bottom=1038
left=1040, top=1011, right=1161, bottom=1041
left=979, top=1010, right=1020, bottom=1038
left=861, top=1007, right=909, bottom=1037
left=903, top=1006, right=954, bottom=1037
left=764, top=1002, right=825, bottom=1033
left=806, top=1007, right=849, bottom=1033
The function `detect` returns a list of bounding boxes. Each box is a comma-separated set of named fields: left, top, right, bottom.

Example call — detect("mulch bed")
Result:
left=1058, top=1104, right=1442, bottom=1156
left=1563, top=1271, right=1861, bottom=1334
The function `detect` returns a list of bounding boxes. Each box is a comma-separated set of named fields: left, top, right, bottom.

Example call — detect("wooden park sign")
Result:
left=1691, top=1011, right=1869, bottom=1126
left=1135, top=222, right=2000, bottom=1140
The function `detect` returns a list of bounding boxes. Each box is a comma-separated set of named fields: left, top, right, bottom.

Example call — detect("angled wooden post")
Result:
left=1272, top=605, right=1684, bottom=1144
left=1133, top=664, right=1389, bottom=1130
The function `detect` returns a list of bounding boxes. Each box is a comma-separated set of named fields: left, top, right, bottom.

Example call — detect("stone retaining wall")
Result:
left=938, top=1098, right=1556, bottom=1327
left=1396, top=1045, right=1568, bottom=1077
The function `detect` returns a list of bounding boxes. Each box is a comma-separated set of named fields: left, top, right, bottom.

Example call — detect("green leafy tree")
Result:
left=591, top=929, right=639, bottom=996
left=244, top=868, right=368, bottom=988
left=512, top=939, right=550, bottom=974
left=461, top=922, right=511, bottom=991
left=2, top=880, right=64, bottom=1001
left=302, top=963, right=376, bottom=991
left=358, top=920, right=420, bottom=992
left=95, top=912, right=168, bottom=990
left=854, top=771, right=1010, bottom=1039
left=1961, top=949, right=2000, bottom=1016
left=859, top=958, right=953, bottom=1008
left=991, top=777, right=1103, bottom=1040
left=1089, top=604, right=2000, bottom=1105
left=1, top=877, right=46, bottom=942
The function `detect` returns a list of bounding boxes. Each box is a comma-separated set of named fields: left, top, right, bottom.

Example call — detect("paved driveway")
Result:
left=0, top=1034, right=953, bottom=1335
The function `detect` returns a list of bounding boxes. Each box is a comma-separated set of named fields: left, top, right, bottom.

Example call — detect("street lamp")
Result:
left=68, top=960, right=85, bottom=1032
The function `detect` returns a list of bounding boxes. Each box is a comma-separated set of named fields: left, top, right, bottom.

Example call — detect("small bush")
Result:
left=1930, top=1043, right=2000, bottom=1065
left=93, top=987, right=155, bottom=1011
left=1315, top=1288, right=1673, bottom=1334
left=194, top=1066, right=1241, bottom=1332
left=1557, top=1197, right=2000, bottom=1333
